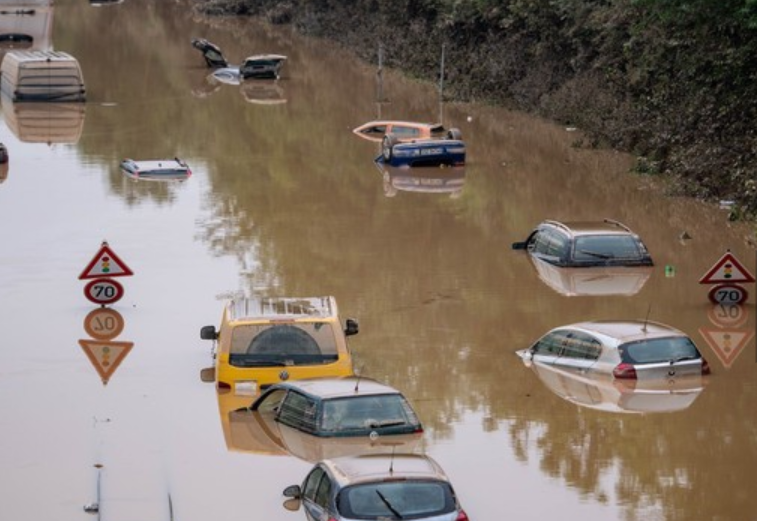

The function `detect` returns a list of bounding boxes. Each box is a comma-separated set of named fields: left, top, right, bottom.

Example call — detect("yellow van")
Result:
left=1, top=50, right=86, bottom=102
left=200, top=296, right=358, bottom=395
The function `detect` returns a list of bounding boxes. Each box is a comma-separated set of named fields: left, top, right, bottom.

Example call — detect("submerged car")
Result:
left=240, top=54, right=287, bottom=80
left=354, top=120, right=466, bottom=167
left=512, top=219, right=653, bottom=268
left=120, top=158, right=191, bottom=181
left=353, top=120, right=456, bottom=143
left=191, top=37, right=228, bottom=68
left=524, top=359, right=706, bottom=413
left=200, top=296, right=358, bottom=395
left=283, top=454, right=470, bottom=521
left=517, top=320, right=710, bottom=380
left=250, top=377, right=423, bottom=438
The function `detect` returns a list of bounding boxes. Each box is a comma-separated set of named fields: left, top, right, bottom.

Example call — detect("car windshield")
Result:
left=229, top=323, right=338, bottom=367
left=620, top=337, right=701, bottom=364
left=320, top=394, right=419, bottom=433
left=337, top=480, right=454, bottom=519
left=573, top=235, right=644, bottom=262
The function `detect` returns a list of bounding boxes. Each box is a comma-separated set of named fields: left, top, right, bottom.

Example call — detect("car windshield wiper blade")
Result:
left=577, top=249, right=614, bottom=259
left=671, top=355, right=698, bottom=364
left=376, top=490, right=403, bottom=519
left=241, top=360, right=291, bottom=367
left=368, top=419, right=406, bottom=428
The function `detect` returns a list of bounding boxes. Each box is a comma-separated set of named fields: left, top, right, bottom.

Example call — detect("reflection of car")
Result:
left=374, top=160, right=465, bottom=198
left=0, top=142, right=8, bottom=163
left=120, top=158, right=192, bottom=181
left=250, top=377, right=423, bottom=438
left=528, top=256, right=653, bottom=296
left=353, top=120, right=454, bottom=143
left=517, top=320, right=711, bottom=380
left=1, top=99, right=86, bottom=143
left=216, top=390, right=423, bottom=461
left=282, top=454, right=470, bottom=521
left=523, top=360, right=706, bottom=413
left=200, top=297, right=358, bottom=395
left=512, top=219, right=654, bottom=268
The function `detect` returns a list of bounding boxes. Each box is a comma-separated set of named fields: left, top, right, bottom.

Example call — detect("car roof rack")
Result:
left=603, top=218, right=632, bottom=233
left=542, top=220, right=572, bottom=233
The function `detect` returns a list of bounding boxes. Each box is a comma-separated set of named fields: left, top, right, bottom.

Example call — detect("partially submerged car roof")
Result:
left=541, top=219, right=637, bottom=237
left=268, top=376, right=403, bottom=400
left=226, top=296, right=339, bottom=322
left=568, top=320, right=688, bottom=344
left=322, top=454, right=449, bottom=488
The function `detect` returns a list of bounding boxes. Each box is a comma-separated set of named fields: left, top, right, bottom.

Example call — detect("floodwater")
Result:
left=0, top=1, right=755, bottom=520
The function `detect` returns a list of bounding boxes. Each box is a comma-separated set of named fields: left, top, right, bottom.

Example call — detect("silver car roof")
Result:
left=274, top=377, right=404, bottom=400
left=322, top=454, right=449, bottom=488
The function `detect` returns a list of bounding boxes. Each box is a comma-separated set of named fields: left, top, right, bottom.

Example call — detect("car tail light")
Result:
left=456, top=509, right=470, bottom=521
left=701, top=357, right=711, bottom=375
left=613, top=363, right=637, bottom=379
left=217, top=381, right=231, bottom=390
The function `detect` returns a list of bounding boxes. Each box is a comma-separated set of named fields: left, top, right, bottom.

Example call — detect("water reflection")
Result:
left=528, top=256, right=653, bottom=297
left=78, top=307, right=133, bottom=385
left=524, top=361, right=706, bottom=414
left=0, top=1, right=53, bottom=57
left=374, top=161, right=465, bottom=198
left=214, top=390, right=423, bottom=462
left=699, top=304, right=755, bottom=369
left=1, top=97, right=85, bottom=143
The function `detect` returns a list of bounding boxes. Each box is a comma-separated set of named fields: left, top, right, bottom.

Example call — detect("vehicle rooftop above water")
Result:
left=323, top=454, right=448, bottom=487
left=226, top=296, right=339, bottom=322
left=541, top=219, right=636, bottom=236
left=569, top=320, right=687, bottom=342
left=273, top=377, right=403, bottom=399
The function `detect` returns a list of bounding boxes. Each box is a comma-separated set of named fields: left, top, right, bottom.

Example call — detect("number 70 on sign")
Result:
left=84, top=278, right=124, bottom=305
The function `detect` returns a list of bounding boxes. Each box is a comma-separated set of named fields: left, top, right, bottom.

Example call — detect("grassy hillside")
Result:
left=194, top=0, right=757, bottom=220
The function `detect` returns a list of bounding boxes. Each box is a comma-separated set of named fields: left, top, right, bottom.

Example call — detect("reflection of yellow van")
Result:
left=200, top=296, right=358, bottom=395
left=1, top=50, right=85, bottom=101
left=1, top=99, right=85, bottom=143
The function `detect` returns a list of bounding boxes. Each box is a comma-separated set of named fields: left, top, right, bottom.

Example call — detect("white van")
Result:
left=0, top=50, right=85, bottom=102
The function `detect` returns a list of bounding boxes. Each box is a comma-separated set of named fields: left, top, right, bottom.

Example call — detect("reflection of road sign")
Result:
left=83, top=308, right=125, bottom=340
left=79, top=339, right=134, bottom=384
left=698, top=327, right=754, bottom=369
left=707, top=304, right=748, bottom=328
left=84, top=277, right=124, bottom=305
left=708, top=283, right=749, bottom=305
left=79, top=241, right=134, bottom=280
left=699, top=252, right=755, bottom=284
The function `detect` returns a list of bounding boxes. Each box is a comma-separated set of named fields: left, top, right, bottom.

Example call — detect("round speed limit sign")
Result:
left=84, top=277, right=124, bottom=305
left=707, top=283, right=748, bottom=305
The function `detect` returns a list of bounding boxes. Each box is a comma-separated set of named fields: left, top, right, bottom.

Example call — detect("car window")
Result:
left=277, top=391, right=318, bottom=432
left=619, top=337, right=701, bottom=364
left=338, top=481, right=455, bottom=519
left=532, top=330, right=572, bottom=356
left=314, top=472, right=332, bottom=509
left=361, top=125, right=386, bottom=136
left=253, top=388, right=287, bottom=414
left=320, top=394, right=420, bottom=433
left=391, top=125, right=421, bottom=138
left=228, top=323, right=339, bottom=367
left=303, top=466, right=326, bottom=501
left=531, top=229, right=569, bottom=258
left=561, top=332, right=602, bottom=360
left=573, top=235, right=644, bottom=261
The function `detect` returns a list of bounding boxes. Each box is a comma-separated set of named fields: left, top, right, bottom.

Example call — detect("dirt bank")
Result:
left=189, top=0, right=757, bottom=223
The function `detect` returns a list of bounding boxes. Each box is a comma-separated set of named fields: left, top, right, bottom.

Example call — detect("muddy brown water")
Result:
left=0, top=1, right=755, bottom=520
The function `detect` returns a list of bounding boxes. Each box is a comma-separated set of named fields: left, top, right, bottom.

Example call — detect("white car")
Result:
left=517, top=320, right=710, bottom=380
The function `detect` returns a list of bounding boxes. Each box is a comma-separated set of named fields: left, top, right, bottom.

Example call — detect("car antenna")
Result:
left=642, top=303, right=652, bottom=332
left=389, top=446, right=396, bottom=475
left=354, top=365, right=364, bottom=393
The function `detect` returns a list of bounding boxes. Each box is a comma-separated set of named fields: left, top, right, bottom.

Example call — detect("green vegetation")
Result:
left=194, top=0, right=757, bottom=220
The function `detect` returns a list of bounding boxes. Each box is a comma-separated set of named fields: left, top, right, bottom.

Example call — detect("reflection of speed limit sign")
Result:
left=84, top=277, right=124, bottom=305
left=83, top=307, right=125, bottom=340
left=708, top=283, right=748, bottom=305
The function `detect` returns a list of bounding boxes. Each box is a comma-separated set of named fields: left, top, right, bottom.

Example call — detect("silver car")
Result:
left=283, top=454, right=470, bottom=521
left=517, top=320, right=711, bottom=380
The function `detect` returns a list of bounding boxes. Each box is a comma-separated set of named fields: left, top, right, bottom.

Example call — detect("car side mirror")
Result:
left=200, top=325, right=218, bottom=340
left=199, top=367, right=215, bottom=383
left=344, top=318, right=359, bottom=337
left=282, top=485, right=301, bottom=499
left=511, top=241, right=527, bottom=250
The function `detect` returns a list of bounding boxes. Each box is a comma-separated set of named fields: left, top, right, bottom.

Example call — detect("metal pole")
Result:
left=439, top=44, right=446, bottom=124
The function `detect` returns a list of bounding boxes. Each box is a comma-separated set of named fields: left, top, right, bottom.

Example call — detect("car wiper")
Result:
left=241, top=360, right=291, bottom=367
left=368, top=419, right=406, bottom=428
left=671, top=356, right=698, bottom=364
left=577, top=249, right=614, bottom=259
left=376, top=490, right=403, bottom=519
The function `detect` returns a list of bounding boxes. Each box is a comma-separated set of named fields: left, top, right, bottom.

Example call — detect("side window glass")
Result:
left=303, top=467, right=325, bottom=501
left=562, top=332, right=601, bottom=360
left=314, top=473, right=332, bottom=508
left=532, top=330, right=571, bottom=356
left=548, top=231, right=570, bottom=258
left=255, top=389, right=287, bottom=414
left=532, top=230, right=550, bottom=254
left=278, top=391, right=318, bottom=432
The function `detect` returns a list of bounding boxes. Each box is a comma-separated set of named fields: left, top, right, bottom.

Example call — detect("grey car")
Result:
left=517, top=320, right=711, bottom=380
left=283, top=453, right=470, bottom=521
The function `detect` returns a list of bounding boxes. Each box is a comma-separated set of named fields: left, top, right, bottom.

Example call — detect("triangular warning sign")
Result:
left=698, top=327, right=754, bottom=369
left=79, top=339, right=134, bottom=385
left=699, top=252, right=755, bottom=284
left=79, top=242, right=134, bottom=280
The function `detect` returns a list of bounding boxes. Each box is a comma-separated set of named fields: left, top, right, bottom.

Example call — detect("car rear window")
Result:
left=337, top=480, right=455, bottom=519
left=320, top=394, right=420, bottom=434
left=619, top=337, right=701, bottom=364
left=573, top=235, right=645, bottom=262
left=229, top=323, right=339, bottom=367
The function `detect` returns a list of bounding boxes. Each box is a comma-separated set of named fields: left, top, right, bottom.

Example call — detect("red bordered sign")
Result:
left=84, top=278, right=124, bottom=305
left=79, top=241, right=134, bottom=280
left=699, top=252, right=755, bottom=284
